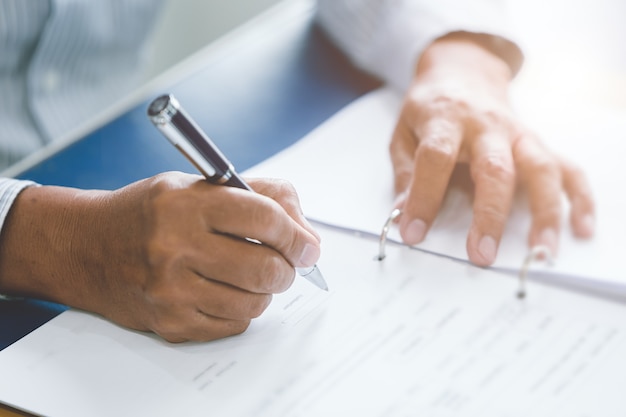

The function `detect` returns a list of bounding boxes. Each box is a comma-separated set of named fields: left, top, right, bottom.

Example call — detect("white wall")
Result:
left=145, top=0, right=283, bottom=80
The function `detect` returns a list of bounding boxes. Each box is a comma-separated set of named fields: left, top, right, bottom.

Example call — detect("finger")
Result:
left=513, top=133, right=562, bottom=255
left=200, top=186, right=321, bottom=269
left=172, top=315, right=251, bottom=343
left=192, top=277, right=273, bottom=321
left=150, top=307, right=252, bottom=343
left=466, top=132, right=516, bottom=266
left=247, top=178, right=321, bottom=242
left=397, top=117, right=464, bottom=245
left=560, top=158, right=595, bottom=238
left=389, top=113, right=420, bottom=197
left=188, top=232, right=297, bottom=294
left=141, top=270, right=272, bottom=342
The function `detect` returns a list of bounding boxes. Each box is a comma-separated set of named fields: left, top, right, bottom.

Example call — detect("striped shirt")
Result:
left=0, top=0, right=520, bottom=243
left=0, top=0, right=164, bottom=169
left=0, top=0, right=164, bottom=241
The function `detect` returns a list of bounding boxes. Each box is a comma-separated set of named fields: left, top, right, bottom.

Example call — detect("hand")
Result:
left=0, top=172, right=321, bottom=342
left=390, top=34, right=595, bottom=266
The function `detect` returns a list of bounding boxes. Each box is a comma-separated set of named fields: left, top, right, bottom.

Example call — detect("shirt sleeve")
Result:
left=315, top=0, right=523, bottom=92
left=0, top=178, right=38, bottom=232
left=0, top=178, right=38, bottom=300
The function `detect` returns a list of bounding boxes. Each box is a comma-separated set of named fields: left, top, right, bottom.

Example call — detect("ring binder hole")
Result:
left=376, top=208, right=402, bottom=261
left=517, top=245, right=553, bottom=299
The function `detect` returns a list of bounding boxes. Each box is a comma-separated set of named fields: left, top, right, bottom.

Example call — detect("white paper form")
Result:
left=244, top=87, right=626, bottom=296
left=1, top=226, right=625, bottom=417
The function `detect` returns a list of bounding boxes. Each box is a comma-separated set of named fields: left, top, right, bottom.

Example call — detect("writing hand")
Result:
left=0, top=173, right=321, bottom=342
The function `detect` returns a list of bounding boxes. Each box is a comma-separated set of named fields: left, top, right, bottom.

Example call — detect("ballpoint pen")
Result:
left=147, top=93, right=328, bottom=291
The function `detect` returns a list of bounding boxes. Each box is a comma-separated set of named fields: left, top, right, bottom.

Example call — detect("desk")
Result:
left=0, top=0, right=377, bottom=368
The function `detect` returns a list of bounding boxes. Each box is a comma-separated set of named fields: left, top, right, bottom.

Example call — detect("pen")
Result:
left=147, top=94, right=328, bottom=291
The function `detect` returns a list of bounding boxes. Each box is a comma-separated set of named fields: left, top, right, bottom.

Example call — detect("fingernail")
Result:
left=478, top=235, right=497, bottom=265
left=299, top=243, right=320, bottom=268
left=578, top=214, right=595, bottom=238
left=538, top=228, right=558, bottom=254
left=404, top=218, right=427, bottom=245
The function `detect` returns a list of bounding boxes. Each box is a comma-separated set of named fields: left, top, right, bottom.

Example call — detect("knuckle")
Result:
left=531, top=156, right=559, bottom=178
left=160, top=332, right=186, bottom=344
left=476, top=109, right=510, bottom=129
left=465, top=110, right=516, bottom=141
left=533, top=201, right=562, bottom=225
left=247, top=294, right=273, bottom=318
left=255, top=256, right=280, bottom=293
left=272, top=178, right=298, bottom=197
left=430, top=94, right=469, bottom=114
left=419, top=140, right=457, bottom=168
left=275, top=268, right=296, bottom=293
left=473, top=203, right=508, bottom=226
left=207, top=292, right=271, bottom=320
left=256, top=255, right=293, bottom=293
left=144, top=237, right=189, bottom=280
left=145, top=172, right=207, bottom=216
left=247, top=197, right=278, bottom=230
left=274, top=181, right=301, bottom=212
left=151, top=316, right=185, bottom=343
left=227, top=320, right=251, bottom=336
left=475, top=154, right=515, bottom=183
left=205, top=320, right=251, bottom=340
left=147, top=171, right=187, bottom=198
left=251, top=178, right=299, bottom=205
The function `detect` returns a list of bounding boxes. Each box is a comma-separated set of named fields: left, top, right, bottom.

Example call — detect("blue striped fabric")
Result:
left=0, top=179, right=35, bottom=300
left=0, top=0, right=164, bottom=170
left=0, top=178, right=37, bottom=235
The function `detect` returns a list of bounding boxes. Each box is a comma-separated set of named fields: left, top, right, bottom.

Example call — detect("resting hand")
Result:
left=390, top=34, right=595, bottom=266
left=0, top=172, right=321, bottom=342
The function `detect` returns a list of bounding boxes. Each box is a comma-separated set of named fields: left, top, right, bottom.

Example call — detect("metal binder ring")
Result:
left=377, top=208, right=402, bottom=261
left=517, top=245, right=553, bottom=299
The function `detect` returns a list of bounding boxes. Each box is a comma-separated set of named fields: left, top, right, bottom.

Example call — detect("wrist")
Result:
left=416, top=33, right=513, bottom=92
left=0, top=186, right=111, bottom=308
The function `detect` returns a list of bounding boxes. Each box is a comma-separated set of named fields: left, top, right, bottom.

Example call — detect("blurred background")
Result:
left=144, top=0, right=282, bottom=81
left=507, top=0, right=626, bottom=108
left=146, top=0, right=625, bottom=108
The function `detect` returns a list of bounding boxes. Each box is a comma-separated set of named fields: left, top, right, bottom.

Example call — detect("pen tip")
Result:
left=297, top=266, right=328, bottom=291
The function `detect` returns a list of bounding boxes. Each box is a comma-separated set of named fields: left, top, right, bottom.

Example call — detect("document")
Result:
left=1, top=226, right=625, bottom=417
left=246, top=87, right=626, bottom=297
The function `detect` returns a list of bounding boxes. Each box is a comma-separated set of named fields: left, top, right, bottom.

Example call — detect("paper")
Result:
left=245, top=87, right=626, bottom=295
left=1, top=226, right=625, bottom=416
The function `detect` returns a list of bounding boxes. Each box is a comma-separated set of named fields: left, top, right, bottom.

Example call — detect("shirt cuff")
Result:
left=0, top=178, right=39, bottom=232
left=316, top=0, right=524, bottom=92
left=0, top=178, right=39, bottom=301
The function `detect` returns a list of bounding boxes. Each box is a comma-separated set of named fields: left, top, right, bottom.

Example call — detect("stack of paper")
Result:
left=1, top=226, right=625, bottom=416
